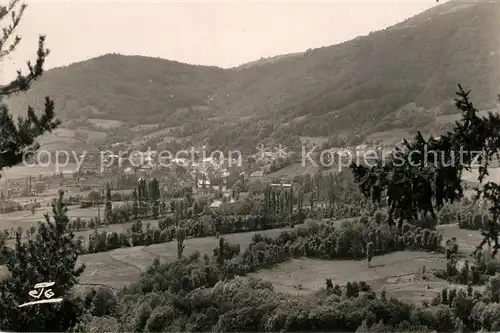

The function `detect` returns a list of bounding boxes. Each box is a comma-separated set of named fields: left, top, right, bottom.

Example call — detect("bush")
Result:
left=80, top=201, right=93, bottom=209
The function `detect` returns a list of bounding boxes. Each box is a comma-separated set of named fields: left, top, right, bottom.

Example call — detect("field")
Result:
left=264, top=161, right=320, bottom=180
left=438, top=223, right=484, bottom=255
left=245, top=223, right=486, bottom=302
left=144, top=126, right=184, bottom=140
left=35, top=127, right=107, bottom=152
left=0, top=202, right=154, bottom=233
left=462, top=167, right=500, bottom=183
left=0, top=221, right=315, bottom=288
left=0, top=162, right=82, bottom=180
left=299, top=136, right=329, bottom=146
left=0, top=202, right=488, bottom=301
left=365, top=128, right=413, bottom=145
left=247, top=252, right=447, bottom=300
left=131, top=124, right=158, bottom=132
left=435, top=109, right=500, bottom=124
left=0, top=221, right=478, bottom=297
left=39, top=128, right=81, bottom=146
left=76, top=223, right=316, bottom=288
left=87, top=118, right=125, bottom=129
left=246, top=249, right=484, bottom=303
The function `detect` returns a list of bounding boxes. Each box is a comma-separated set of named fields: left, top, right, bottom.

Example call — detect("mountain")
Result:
left=5, top=0, right=500, bottom=152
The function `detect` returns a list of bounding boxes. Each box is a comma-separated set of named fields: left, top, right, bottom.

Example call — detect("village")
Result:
left=0, top=139, right=394, bottom=221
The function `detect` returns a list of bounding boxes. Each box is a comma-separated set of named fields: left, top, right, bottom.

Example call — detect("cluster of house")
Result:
left=81, top=143, right=299, bottom=209
left=249, top=148, right=291, bottom=165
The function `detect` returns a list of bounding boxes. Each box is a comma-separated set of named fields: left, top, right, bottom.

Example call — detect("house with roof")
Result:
left=197, top=179, right=211, bottom=188
left=270, top=182, right=292, bottom=188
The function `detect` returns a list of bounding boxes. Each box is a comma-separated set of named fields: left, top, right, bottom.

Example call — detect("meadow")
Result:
left=0, top=201, right=136, bottom=230
left=71, top=222, right=482, bottom=303
left=0, top=220, right=474, bottom=303
left=0, top=162, right=82, bottom=180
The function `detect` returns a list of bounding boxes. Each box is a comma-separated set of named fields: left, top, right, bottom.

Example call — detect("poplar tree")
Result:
left=150, top=178, right=160, bottom=218
left=132, top=188, right=139, bottom=218
left=104, top=182, right=112, bottom=224
left=176, top=227, right=186, bottom=259
left=366, top=242, right=373, bottom=266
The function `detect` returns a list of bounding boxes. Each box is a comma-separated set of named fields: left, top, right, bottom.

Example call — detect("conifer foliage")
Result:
left=104, top=182, right=112, bottom=223
left=350, top=85, right=500, bottom=255
left=0, top=190, right=85, bottom=331
left=0, top=0, right=59, bottom=175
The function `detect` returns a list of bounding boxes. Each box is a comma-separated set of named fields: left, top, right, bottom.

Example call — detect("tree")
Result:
left=216, top=236, right=226, bottom=267
left=366, top=242, right=373, bottom=266
left=150, top=178, right=160, bottom=218
left=0, top=0, right=59, bottom=176
left=176, top=227, right=185, bottom=259
left=87, top=190, right=101, bottom=202
left=0, top=190, right=85, bottom=331
left=351, top=86, right=500, bottom=256
left=34, top=181, right=45, bottom=195
left=485, top=274, right=500, bottom=303
left=325, top=278, right=333, bottom=290
left=132, top=188, right=139, bottom=218
left=104, top=182, right=112, bottom=224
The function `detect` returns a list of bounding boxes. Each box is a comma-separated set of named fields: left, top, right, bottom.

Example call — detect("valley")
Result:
left=1, top=0, right=500, bottom=332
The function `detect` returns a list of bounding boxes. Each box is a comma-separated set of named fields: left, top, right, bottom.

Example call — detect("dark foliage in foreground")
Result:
left=0, top=0, right=59, bottom=175
left=76, top=223, right=500, bottom=332
left=351, top=86, right=500, bottom=256
left=0, top=191, right=85, bottom=331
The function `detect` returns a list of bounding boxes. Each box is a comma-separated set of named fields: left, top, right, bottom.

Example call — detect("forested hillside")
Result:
left=6, top=0, right=499, bottom=151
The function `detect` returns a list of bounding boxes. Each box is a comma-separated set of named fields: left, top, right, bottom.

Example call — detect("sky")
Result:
left=2, top=0, right=448, bottom=82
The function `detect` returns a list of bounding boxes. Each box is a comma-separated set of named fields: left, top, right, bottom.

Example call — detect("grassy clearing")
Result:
left=245, top=224, right=485, bottom=302
left=74, top=223, right=472, bottom=291
left=299, top=136, right=329, bottom=146
left=77, top=251, right=143, bottom=289
left=0, top=219, right=485, bottom=294
left=131, top=124, right=158, bottom=132
left=160, top=135, right=190, bottom=143
left=144, top=126, right=184, bottom=140
left=82, top=130, right=107, bottom=141
left=10, top=222, right=318, bottom=288
left=365, top=128, right=413, bottom=145
left=462, top=167, right=500, bottom=183
left=0, top=203, right=159, bottom=236
left=1, top=162, right=81, bottom=179
left=438, top=223, right=483, bottom=255
left=87, top=118, right=125, bottom=129
left=436, top=109, right=500, bottom=124
left=247, top=252, right=446, bottom=297
left=380, top=278, right=485, bottom=304
left=0, top=220, right=315, bottom=288
left=38, top=127, right=104, bottom=144
left=264, top=162, right=320, bottom=180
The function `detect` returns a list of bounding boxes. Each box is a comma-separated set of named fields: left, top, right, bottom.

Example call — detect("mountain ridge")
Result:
left=4, top=0, right=499, bottom=152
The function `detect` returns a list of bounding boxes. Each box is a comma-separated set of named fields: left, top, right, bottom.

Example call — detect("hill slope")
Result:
left=5, top=0, right=500, bottom=152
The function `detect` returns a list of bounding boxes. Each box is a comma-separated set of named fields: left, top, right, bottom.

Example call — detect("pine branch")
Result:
left=0, top=97, right=60, bottom=172
left=0, top=2, right=59, bottom=177
left=0, top=35, right=50, bottom=96
left=0, top=0, right=26, bottom=59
